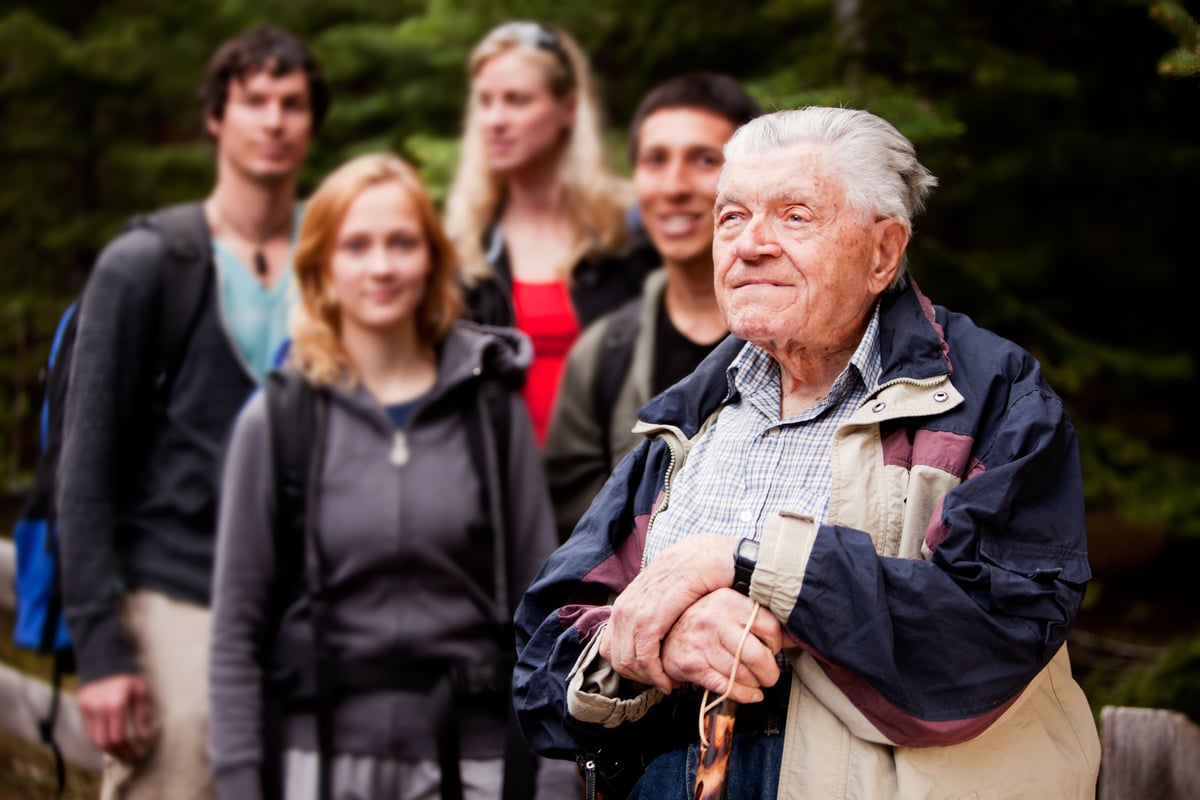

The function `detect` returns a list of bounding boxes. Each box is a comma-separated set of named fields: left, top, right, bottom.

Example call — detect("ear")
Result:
left=867, top=218, right=909, bottom=294
left=205, top=112, right=222, bottom=140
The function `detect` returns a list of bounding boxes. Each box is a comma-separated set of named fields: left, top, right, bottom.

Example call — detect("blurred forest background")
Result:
left=1, top=0, right=1198, bottom=772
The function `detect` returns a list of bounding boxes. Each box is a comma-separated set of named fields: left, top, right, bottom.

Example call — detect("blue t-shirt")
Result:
left=386, top=399, right=421, bottom=429
left=213, top=205, right=304, bottom=382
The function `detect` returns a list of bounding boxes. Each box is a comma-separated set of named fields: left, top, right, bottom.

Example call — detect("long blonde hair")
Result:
left=290, top=153, right=462, bottom=386
left=444, top=21, right=631, bottom=286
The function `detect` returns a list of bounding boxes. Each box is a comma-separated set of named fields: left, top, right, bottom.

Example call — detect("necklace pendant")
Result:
left=254, top=249, right=269, bottom=278
left=389, top=431, right=409, bottom=467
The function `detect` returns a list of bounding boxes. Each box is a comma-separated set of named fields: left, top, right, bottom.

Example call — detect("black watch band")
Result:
left=732, top=537, right=759, bottom=596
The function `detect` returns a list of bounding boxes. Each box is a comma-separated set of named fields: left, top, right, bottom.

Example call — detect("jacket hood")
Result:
left=438, top=320, right=532, bottom=392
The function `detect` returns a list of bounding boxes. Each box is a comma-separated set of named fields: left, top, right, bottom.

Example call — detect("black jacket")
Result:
left=463, top=224, right=660, bottom=329
left=58, top=218, right=256, bottom=684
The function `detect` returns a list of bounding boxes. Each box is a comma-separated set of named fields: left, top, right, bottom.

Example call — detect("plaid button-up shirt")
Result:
left=644, top=304, right=882, bottom=564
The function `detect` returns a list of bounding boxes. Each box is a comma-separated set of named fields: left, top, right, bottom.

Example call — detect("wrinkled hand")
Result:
left=78, top=673, right=151, bottom=762
left=601, top=534, right=737, bottom=692
left=662, top=589, right=782, bottom=704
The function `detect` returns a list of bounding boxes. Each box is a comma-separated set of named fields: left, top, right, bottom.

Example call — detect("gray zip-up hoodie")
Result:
left=209, top=321, right=556, bottom=799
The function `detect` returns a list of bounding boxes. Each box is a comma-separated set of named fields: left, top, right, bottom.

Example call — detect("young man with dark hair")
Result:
left=543, top=72, right=762, bottom=540
left=57, top=26, right=327, bottom=798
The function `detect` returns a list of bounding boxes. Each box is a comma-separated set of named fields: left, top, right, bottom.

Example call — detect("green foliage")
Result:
left=0, top=0, right=1197, bottom=561
left=1079, top=425, right=1200, bottom=536
left=1098, top=633, right=1200, bottom=724
left=1151, top=2, right=1200, bottom=76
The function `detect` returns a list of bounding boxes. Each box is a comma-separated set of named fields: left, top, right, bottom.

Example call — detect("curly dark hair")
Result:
left=199, top=26, right=330, bottom=131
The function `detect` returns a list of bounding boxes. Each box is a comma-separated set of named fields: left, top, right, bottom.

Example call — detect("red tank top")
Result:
left=512, top=279, right=580, bottom=446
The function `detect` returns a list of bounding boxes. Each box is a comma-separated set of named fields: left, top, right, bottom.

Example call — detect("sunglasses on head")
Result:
left=490, top=21, right=575, bottom=82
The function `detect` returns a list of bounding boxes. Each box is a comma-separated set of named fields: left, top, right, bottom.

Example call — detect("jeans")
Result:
left=627, top=726, right=785, bottom=800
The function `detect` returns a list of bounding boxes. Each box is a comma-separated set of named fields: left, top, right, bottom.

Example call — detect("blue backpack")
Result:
left=11, top=202, right=212, bottom=787
left=12, top=301, right=77, bottom=658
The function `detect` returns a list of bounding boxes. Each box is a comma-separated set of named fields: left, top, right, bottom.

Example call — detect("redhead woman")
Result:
left=445, top=21, right=658, bottom=445
left=208, top=152, right=556, bottom=800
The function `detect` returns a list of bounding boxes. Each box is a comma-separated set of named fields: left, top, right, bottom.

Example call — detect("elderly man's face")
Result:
left=712, top=143, right=904, bottom=362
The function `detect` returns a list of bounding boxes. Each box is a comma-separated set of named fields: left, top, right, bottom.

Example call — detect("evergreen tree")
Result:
left=2, top=0, right=1197, bottom=570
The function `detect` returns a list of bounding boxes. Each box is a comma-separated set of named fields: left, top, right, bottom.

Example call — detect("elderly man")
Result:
left=514, top=107, right=1100, bottom=799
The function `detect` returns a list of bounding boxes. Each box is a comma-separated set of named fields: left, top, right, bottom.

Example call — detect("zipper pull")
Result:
left=389, top=430, right=409, bottom=467
left=581, top=757, right=597, bottom=800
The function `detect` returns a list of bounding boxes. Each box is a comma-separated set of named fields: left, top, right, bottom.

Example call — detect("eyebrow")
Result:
left=639, top=142, right=724, bottom=154
left=713, top=192, right=738, bottom=211
left=715, top=188, right=811, bottom=209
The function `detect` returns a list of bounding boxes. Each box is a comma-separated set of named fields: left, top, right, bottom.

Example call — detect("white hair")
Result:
left=724, top=107, right=938, bottom=288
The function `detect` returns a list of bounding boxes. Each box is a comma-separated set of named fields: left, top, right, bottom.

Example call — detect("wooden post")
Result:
left=1099, top=705, right=1200, bottom=799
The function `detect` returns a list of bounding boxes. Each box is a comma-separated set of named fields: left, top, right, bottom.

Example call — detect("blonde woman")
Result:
left=445, top=21, right=658, bottom=444
left=209, top=152, right=555, bottom=800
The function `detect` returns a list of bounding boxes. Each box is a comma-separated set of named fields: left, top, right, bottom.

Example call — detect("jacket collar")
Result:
left=638, top=280, right=951, bottom=435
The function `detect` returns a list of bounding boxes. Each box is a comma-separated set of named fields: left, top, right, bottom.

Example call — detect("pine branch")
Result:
left=1150, top=2, right=1200, bottom=77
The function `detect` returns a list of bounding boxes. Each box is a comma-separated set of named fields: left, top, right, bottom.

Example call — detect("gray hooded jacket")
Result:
left=209, top=321, right=556, bottom=798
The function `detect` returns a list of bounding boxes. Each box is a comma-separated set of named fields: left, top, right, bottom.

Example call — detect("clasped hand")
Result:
left=599, top=534, right=783, bottom=704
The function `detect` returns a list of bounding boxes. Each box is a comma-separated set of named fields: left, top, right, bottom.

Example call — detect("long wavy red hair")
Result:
left=289, top=152, right=462, bottom=385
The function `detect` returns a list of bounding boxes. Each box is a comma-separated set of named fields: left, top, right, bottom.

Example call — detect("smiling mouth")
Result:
left=657, top=214, right=704, bottom=236
left=732, top=279, right=785, bottom=289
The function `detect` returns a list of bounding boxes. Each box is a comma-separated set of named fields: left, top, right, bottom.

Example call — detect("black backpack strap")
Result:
left=300, top=394, right=335, bottom=800
left=128, top=202, right=214, bottom=408
left=263, top=371, right=324, bottom=800
left=266, top=371, right=317, bottom=601
left=464, top=378, right=512, bottom=615
left=454, top=377, right=511, bottom=800
left=592, top=299, right=642, bottom=464
left=462, top=376, right=541, bottom=800
left=32, top=656, right=69, bottom=798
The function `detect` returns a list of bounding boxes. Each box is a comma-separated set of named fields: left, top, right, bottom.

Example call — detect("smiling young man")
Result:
left=57, top=27, right=328, bottom=798
left=542, top=72, right=761, bottom=539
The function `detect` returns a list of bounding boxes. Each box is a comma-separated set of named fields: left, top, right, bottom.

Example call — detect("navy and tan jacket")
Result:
left=514, top=281, right=1100, bottom=799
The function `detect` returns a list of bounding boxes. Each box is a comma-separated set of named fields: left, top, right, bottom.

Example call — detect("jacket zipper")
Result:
left=581, top=757, right=597, bottom=800
left=639, top=425, right=686, bottom=571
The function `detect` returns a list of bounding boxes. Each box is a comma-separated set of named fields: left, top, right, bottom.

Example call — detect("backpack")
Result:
left=11, top=201, right=213, bottom=788
left=592, top=298, right=643, bottom=465
left=260, top=369, right=534, bottom=800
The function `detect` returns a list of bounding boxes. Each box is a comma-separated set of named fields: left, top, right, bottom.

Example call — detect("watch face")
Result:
left=734, top=537, right=758, bottom=596
left=737, top=537, right=759, bottom=564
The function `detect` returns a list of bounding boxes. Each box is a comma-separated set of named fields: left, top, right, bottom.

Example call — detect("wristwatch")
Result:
left=732, top=537, right=759, bottom=596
